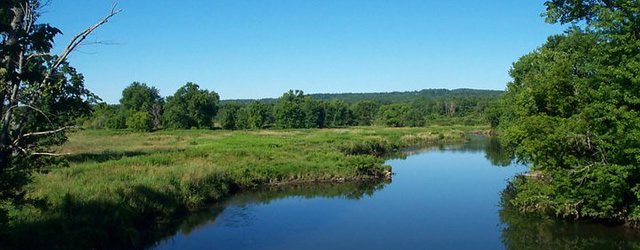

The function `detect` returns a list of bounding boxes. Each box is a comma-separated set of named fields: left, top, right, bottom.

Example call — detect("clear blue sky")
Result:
left=41, top=0, right=565, bottom=103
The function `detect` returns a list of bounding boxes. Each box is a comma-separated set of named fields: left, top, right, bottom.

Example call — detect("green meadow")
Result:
left=1, top=126, right=483, bottom=248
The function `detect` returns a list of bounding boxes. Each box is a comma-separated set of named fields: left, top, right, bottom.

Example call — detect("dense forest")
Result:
left=84, top=86, right=502, bottom=131
left=223, top=88, right=503, bottom=104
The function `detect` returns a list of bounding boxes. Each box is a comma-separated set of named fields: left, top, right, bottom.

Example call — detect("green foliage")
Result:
left=0, top=1, right=99, bottom=201
left=501, top=0, right=640, bottom=223
left=499, top=180, right=640, bottom=250
left=351, top=100, right=379, bottom=126
left=274, top=90, right=323, bottom=129
left=377, top=103, right=413, bottom=127
left=87, top=82, right=163, bottom=130
left=324, top=99, right=354, bottom=127
left=0, top=127, right=472, bottom=248
left=227, top=89, right=501, bottom=129
left=90, top=87, right=501, bottom=131
left=246, top=102, right=274, bottom=129
left=118, top=82, right=164, bottom=130
left=163, top=82, right=220, bottom=129
left=119, top=82, right=162, bottom=113
left=85, top=103, right=127, bottom=129
left=126, top=112, right=152, bottom=132
left=218, top=103, right=242, bottom=130
left=340, top=138, right=398, bottom=157
left=224, top=88, right=503, bottom=105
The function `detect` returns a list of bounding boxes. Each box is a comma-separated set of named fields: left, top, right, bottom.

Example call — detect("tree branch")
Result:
left=3, top=104, right=54, bottom=128
left=42, top=4, right=122, bottom=86
left=19, top=126, right=76, bottom=139
left=30, top=152, right=70, bottom=157
left=25, top=53, right=50, bottom=62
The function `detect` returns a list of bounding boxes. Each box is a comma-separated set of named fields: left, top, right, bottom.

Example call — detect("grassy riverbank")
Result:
left=1, top=126, right=483, bottom=249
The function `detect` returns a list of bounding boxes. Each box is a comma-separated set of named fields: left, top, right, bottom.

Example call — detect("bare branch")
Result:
left=3, top=104, right=54, bottom=128
left=10, top=145, right=69, bottom=157
left=18, top=126, right=76, bottom=140
left=30, top=152, right=70, bottom=157
left=42, top=4, right=122, bottom=86
left=80, top=39, right=121, bottom=47
left=25, top=53, right=51, bottom=62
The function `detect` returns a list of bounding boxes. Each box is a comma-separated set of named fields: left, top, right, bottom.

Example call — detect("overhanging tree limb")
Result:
left=43, top=4, right=122, bottom=87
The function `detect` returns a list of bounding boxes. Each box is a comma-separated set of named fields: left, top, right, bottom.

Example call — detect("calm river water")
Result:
left=152, top=136, right=640, bottom=250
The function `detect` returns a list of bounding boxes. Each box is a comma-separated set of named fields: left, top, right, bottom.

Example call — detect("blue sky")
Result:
left=41, top=0, right=565, bottom=103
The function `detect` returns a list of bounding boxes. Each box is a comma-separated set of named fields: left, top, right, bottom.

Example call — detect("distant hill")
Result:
left=221, top=88, right=504, bottom=104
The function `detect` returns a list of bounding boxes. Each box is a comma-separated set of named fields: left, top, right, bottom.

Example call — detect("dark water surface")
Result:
left=152, top=136, right=640, bottom=250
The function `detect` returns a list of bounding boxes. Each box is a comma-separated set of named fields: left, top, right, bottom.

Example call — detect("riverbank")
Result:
left=0, top=126, right=483, bottom=249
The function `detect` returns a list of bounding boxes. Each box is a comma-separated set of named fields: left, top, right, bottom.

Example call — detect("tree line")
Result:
left=82, top=84, right=500, bottom=131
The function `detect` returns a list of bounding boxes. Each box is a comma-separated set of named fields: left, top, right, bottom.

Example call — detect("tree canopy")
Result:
left=500, top=0, right=640, bottom=222
left=0, top=1, right=118, bottom=200
left=163, top=82, right=219, bottom=129
left=119, top=82, right=163, bottom=131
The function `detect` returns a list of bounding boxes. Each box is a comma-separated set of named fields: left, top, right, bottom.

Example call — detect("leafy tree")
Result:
left=85, top=103, right=126, bottom=129
left=302, top=97, right=325, bottom=128
left=235, top=106, right=250, bottom=130
left=501, top=0, right=640, bottom=222
left=273, top=90, right=326, bottom=129
left=163, top=82, right=219, bottom=129
left=218, top=103, right=241, bottom=130
left=119, top=82, right=163, bottom=130
left=324, top=99, right=353, bottom=127
left=120, top=82, right=161, bottom=113
left=406, top=101, right=428, bottom=127
left=125, top=111, right=152, bottom=132
left=0, top=1, right=118, bottom=200
left=274, top=90, right=307, bottom=129
left=378, top=103, right=412, bottom=127
left=246, top=102, right=273, bottom=129
left=351, top=100, right=379, bottom=126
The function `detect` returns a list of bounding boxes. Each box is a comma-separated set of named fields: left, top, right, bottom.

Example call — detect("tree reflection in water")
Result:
left=156, top=180, right=389, bottom=245
left=499, top=179, right=640, bottom=249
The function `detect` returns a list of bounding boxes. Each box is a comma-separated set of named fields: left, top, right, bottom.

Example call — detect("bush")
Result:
left=126, top=112, right=152, bottom=132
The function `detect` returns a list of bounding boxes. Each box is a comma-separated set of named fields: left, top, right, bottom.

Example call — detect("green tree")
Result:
left=85, top=103, right=126, bottom=129
left=163, top=82, right=220, bottom=129
left=119, top=82, right=163, bottom=130
left=501, top=0, right=640, bottom=222
left=120, top=82, right=161, bottom=113
left=351, top=100, right=379, bottom=126
left=274, top=90, right=306, bottom=128
left=302, top=96, right=325, bottom=128
left=235, top=107, right=250, bottom=130
left=246, top=102, right=273, bottom=129
left=218, top=103, right=242, bottom=130
left=274, top=90, right=325, bottom=129
left=324, top=99, right=353, bottom=127
left=125, top=111, right=152, bottom=132
left=378, top=103, right=411, bottom=127
left=406, top=101, right=427, bottom=127
left=0, top=1, right=118, bottom=200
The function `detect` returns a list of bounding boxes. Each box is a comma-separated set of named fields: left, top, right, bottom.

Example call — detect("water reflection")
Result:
left=154, top=181, right=388, bottom=248
left=153, top=136, right=640, bottom=250
left=402, top=135, right=515, bottom=167
left=484, top=137, right=514, bottom=167
left=499, top=183, right=640, bottom=249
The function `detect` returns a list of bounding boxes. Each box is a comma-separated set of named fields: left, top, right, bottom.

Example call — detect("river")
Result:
left=152, top=136, right=640, bottom=249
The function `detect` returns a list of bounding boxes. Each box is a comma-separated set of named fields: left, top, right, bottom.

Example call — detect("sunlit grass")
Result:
left=3, top=126, right=486, bottom=249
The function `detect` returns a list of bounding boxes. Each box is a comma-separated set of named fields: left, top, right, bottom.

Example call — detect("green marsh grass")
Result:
left=1, top=126, right=485, bottom=249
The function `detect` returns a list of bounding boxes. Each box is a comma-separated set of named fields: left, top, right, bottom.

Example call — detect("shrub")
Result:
left=126, top=112, right=152, bottom=132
